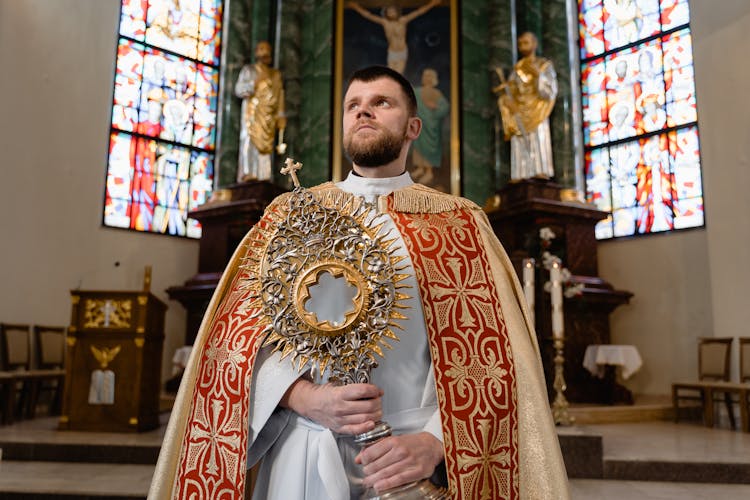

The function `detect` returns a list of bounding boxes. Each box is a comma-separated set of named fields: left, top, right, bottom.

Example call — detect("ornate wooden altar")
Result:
left=166, top=180, right=287, bottom=346
left=487, top=179, right=634, bottom=404
left=59, top=288, right=166, bottom=432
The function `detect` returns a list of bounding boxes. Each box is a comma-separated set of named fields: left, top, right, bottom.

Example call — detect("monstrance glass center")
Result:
left=295, top=262, right=368, bottom=335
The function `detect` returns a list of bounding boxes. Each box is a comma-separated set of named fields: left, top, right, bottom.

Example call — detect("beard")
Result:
left=343, top=122, right=407, bottom=168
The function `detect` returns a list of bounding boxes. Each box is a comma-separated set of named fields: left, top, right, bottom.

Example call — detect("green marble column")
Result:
left=460, top=0, right=495, bottom=204
left=273, top=0, right=301, bottom=186
left=488, top=0, right=516, bottom=189
left=216, top=0, right=254, bottom=188
left=540, top=0, right=580, bottom=189
left=295, top=0, right=334, bottom=187
left=251, top=0, right=274, bottom=50
left=516, top=0, right=543, bottom=48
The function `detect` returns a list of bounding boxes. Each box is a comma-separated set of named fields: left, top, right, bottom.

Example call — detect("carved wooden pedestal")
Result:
left=167, top=181, right=287, bottom=345
left=487, top=179, right=633, bottom=404
left=60, top=290, right=166, bottom=432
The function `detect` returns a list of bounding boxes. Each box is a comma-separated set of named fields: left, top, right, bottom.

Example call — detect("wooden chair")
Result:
left=672, top=337, right=735, bottom=428
left=702, top=338, right=750, bottom=433
left=27, top=325, right=67, bottom=417
left=741, top=337, right=750, bottom=431
left=1, top=323, right=32, bottom=371
left=0, top=323, right=34, bottom=424
left=741, top=337, right=750, bottom=383
left=0, top=371, right=16, bottom=425
left=732, top=337, right=750, bottom=431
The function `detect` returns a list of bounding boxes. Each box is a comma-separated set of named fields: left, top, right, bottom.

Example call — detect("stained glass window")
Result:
left=579, top=0, right=703, bottom=239
left=104, top=0, right=223, bottom=238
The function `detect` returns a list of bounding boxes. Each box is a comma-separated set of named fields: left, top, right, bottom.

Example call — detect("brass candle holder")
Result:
left=551, top=336, right=574, bottom=426
left=548, top=259, right=574, bottom=427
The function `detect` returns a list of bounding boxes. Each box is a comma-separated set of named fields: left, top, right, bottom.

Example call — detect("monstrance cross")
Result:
left=281, top=158, right=303, bottom=188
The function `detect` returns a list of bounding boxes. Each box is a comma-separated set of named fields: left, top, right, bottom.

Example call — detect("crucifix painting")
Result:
left=333, top=0, right=460, bottom=195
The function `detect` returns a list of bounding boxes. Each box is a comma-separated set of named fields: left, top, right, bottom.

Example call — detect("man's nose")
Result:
left=356, top=106, right=373, bottom=119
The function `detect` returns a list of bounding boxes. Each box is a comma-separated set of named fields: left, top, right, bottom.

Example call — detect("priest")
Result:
left=149, top=65, right=569, bottom=500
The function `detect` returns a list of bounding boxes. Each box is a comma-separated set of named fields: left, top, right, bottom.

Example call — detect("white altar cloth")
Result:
left=583, top=344, right=642, bottom=380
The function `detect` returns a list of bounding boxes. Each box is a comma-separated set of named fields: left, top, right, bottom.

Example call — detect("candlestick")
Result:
left=522, top=258, right=535, bottom=327
left=550, top=261, right=563, bottom=339
left=551, top=336, right=575, bottom=426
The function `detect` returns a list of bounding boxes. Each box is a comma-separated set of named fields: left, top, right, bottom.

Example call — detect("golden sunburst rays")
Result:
left=256, top=188, right=412, bottom=384
left=236, top=219, right=279, bottom=319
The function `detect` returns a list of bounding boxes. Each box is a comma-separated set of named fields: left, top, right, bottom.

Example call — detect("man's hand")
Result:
left=355, top=432, right=444, bottom=493
left=280, top=379, right=383, bottom=435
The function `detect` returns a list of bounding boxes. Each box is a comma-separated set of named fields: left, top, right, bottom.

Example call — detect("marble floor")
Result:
left=566, top=420, right=750, bottom=498
left=570, top=479, right=750, bottom=499
left=560, top=419, right=750, bottom=464
left=0, top=417, right=749, bottom=499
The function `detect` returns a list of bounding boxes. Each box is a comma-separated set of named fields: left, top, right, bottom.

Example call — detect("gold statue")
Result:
left=493, top=32, right=557, bottom=181
left=235, top=41, right=287, bottom=183
left=347, top=0, right=440, bottom=74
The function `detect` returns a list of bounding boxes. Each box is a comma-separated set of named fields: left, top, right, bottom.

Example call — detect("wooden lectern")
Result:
left=60, top=269, right=166, bottom=432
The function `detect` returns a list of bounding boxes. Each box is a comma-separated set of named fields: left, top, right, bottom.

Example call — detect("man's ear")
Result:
left=406, top=116, right=422, bottom=140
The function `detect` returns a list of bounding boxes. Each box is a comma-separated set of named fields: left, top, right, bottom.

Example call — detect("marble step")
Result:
left=0, top=416, right=165, bottom=465
left=569, top=401, right=677, bottom=424
left=0, top=461, right=152, bottom=500
left=603, top=458, right=750, bottom=484
left=0, top=441, right=159, bottom=464
left=560, top=420, right=750, bottom=485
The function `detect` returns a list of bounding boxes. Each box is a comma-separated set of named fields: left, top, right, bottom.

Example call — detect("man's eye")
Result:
left=376, top=99, right=390, bottom=107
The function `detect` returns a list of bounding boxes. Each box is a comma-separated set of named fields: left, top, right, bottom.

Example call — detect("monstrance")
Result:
left=252, top=159, right=448, bottom=499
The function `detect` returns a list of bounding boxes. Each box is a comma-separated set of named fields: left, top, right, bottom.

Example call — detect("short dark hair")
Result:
left=346, top=66, right=418, bottom=116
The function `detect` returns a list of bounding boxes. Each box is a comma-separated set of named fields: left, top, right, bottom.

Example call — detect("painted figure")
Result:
left=411, top=68, right=449, bottom=185
left=347, top=0, right=440, bottom=74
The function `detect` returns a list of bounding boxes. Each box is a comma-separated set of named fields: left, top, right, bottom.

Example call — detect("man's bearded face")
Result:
left=343, top=120, right=408, bottom=168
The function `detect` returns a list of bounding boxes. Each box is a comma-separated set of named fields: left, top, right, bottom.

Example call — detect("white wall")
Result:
left=598, top=0, right=750, bottom=394
left=692, top=0, right=750, bottom=383
left=599, top=231, right=713, bottom=394
left=0, top=0, right=200, bottom=382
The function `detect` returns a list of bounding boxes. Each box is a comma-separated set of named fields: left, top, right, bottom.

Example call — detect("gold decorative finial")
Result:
left=281, top=158, right=303, bottom=188
left=143, top=265, right=152, bottom=293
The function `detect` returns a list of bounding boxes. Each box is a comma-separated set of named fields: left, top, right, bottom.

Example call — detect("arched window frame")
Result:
left=579, top=0, right=704, bottom=239
left=103, top=0, right=224, bottom=239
